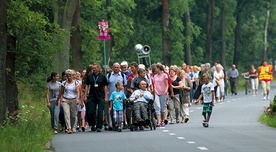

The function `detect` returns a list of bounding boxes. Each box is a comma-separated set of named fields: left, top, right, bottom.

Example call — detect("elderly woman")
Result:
left=213, top=64, right=225, bottom=102
left=57, top=69, right=80, bottom=134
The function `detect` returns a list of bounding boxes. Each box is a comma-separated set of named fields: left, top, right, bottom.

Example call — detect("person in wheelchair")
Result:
left=129, top=80, right=153, bottom=130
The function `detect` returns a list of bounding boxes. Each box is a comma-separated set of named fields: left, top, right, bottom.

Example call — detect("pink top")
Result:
left=153, top=73, right=168, bottom=95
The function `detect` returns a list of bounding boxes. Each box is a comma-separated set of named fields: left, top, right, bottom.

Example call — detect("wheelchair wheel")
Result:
left=151, top=117, right=157, bottom=130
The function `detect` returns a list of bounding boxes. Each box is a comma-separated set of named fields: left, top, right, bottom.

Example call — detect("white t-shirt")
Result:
left=62, top=80, right=80, bottom=99
left=213, top=70, right=224, bottom=86
left=201, top=82, right=214, bottom=103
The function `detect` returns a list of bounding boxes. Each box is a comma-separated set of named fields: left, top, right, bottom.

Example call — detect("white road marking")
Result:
left=238, top=98, right=241, bottom=100
left=187, top=141, right=195, bottom=144
left=226, top=100, right=230, bottom=102
left=163, top=130, right=169, bottom=132
left=197, top=107, right=202, bottom=110
left=160, top=127, right=165, bottom=129
left=232, top=99, right=236, bottom=101
left=198, top=147, right=208, bottom=150
left=190, top=110, right=194, bottom=112
left=177, top=137, right=185, bottom=139
left=169, top=133, right=176, bottom=135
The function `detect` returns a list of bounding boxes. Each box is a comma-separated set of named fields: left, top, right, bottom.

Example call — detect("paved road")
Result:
left=51, top=84, right=276, bottom=152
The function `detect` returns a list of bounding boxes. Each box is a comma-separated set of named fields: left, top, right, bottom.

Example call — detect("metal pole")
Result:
left=104, top=40, right=107, bottom=75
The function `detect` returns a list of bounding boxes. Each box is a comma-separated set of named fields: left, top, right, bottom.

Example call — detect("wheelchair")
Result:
left=128, top=99, right=156, bottom=131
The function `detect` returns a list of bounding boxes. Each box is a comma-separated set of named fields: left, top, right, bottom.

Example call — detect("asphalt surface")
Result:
left=51, top=84, right=276, bottom=152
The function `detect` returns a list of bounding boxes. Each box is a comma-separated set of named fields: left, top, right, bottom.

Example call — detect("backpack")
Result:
left=107, top=71, right=125, bottom=85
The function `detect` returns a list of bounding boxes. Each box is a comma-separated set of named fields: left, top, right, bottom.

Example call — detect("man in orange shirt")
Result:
left=258, top=61, right=273, bottom=100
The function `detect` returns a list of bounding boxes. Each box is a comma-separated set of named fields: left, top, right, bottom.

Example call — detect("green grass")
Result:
left=260, top=113, right=276, bottom=128
left=0, top=84, right=53, bottom=152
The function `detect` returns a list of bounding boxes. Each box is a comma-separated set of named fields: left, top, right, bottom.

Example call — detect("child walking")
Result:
left=109, top=82, right=127, bottom=132
left=195, top=73, right=215, bottom=127
left=77, top=100, right=86, bottom=132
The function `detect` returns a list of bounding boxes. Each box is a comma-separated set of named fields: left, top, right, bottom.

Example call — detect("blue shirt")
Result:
left=107, top=71, right=128, bottom=97
left=109, top=91, right=126, bottom=110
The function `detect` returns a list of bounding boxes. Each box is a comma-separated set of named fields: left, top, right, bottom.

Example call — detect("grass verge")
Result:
left=260, top=113, right=276, bottom=128
left=0, top=84, right=53, bottom=152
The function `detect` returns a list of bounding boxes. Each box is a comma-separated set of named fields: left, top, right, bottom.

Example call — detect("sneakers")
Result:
left=72, top=128, right=76, bottom=133
left=202, top=121, right=209, bottom=128
left=104, top=124, right=109, bottom=130
left=90, top=126, right=96, bottom=132
left=139, top=126, right=144, bottom=130
left=54, top=129, right=58, bottom=134
left=96, top=128, right=102, bottom=132
left=118, top=127, right=122, bottom=132
left=263, top=96, right=266, bottom=100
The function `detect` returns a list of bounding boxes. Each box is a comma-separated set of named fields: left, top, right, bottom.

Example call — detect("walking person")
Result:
left=241, top=65, right=259, bottom=95
left=195, top=73, right=215, bottom=128
left=213, top=64, right=225, bottom=102
left=168, top=67, right=182, bottom=124
left=46, top=72, right=62, bottom=134
left=57, top=69, right=80, bottom=134
left=258, top=61, right=273, bottom=100
left=106, top=62, right=127, bottom=130
left=228, top=64, right=239, bottom=95
left=84, top=64, right=108, bottom=132
left=153, top=64, right=169, bottom=127
left=109, top=82, right=127, bottom=132
left=179, top=70, right=191, bottom=123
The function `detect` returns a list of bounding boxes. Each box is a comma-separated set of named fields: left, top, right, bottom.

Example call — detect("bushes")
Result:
left=265, top=95, right=276, bottom=115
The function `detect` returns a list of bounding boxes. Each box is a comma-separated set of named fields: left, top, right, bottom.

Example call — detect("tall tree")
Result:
left=220, top=0, right=226, bottom=68
left=206, top=0, right=216, bottom=63
left=0, top=0, right=7, bottom=124
left=162, top=0, right=170, bottom=65
left=263, top=1, right=270, bottom=61
left=184, top=8, right=192, bottom=65
left=71, top=0, right=83, bottom=71
left=233, top=0, right=245, bottom=67
left=52, top=0, right=78, bottom=73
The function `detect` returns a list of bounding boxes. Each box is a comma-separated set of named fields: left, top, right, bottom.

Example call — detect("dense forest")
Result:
left=1, top=0, right=276, bottom=123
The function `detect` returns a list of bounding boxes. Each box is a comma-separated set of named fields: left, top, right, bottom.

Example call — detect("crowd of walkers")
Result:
left=46, top=60, right=273, bottom=133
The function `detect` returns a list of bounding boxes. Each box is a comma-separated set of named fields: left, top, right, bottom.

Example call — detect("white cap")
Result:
left=138, top=64, right=145, bottom=69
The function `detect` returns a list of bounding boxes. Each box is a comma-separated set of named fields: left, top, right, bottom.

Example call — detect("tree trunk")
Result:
left=52, top=0, right=78, bottom=73
left=263, top=1, right=270, bottom=61
left=184, top=8, right=192, bottom=65
left=220, top=0, right=226, bottom=68
left=206, top=0, right=216, bottom=63
left=70, top=0, right=83, bottom=71
left=0, top=0, right=7, bottom=124
left=233, top=1, right=242, bottom=67
left=6, top=35, right=19, bottom=118
left=162, top=0, right=170, bottom=65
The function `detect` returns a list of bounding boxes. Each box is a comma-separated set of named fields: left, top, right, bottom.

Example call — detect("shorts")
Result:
left=113, top=110, right=123, bottom=123
left=202, top=103, right=213, bottom=116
